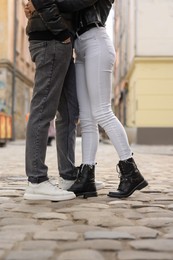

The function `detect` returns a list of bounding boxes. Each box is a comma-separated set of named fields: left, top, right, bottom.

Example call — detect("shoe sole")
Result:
left=62, top=182, right=105, bottom=191
left=76, top=191, right=98, bottom=199
left=23, top=193, right=76, bottom=201
left=107, top=180, right=148, bottom=198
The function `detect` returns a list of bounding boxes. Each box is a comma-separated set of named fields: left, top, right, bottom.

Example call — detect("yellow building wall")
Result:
left=0, top=0, right=34, bottom=138
left=126, top=58, right=173, bottom=127
left=0, top=0, right=8, bottom=59
left=0, top=0, right=34, bottom=78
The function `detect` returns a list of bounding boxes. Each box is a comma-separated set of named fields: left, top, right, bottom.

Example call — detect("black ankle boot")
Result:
left=108, top=158, right=148, bottom=198
left=68, top=164, right=97, bottom=198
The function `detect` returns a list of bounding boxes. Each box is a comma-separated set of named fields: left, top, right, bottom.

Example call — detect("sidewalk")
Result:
left=0, top=138, right=173, bottom=260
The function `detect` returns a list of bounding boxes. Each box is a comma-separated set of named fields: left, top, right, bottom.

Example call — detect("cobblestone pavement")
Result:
left=0, top=138, right=173, bottom=260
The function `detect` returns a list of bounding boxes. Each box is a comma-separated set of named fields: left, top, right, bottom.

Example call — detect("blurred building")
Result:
left=0, top=0, right=34, bottom=139
left=114, top=0, right=173, bottom=144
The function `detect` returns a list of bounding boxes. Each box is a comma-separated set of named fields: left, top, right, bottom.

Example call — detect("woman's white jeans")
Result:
left=75, top=27, right=132, bottom=164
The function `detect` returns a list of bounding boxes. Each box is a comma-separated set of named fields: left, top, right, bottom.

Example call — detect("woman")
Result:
left=68, top=0, right=148, bottom=198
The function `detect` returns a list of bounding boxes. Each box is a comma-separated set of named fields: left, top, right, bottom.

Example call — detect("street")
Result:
left=0, top=138, right=173, bottom=260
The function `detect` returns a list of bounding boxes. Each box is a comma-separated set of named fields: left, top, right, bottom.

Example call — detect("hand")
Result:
left=24, top=4, right=32, bottom=19
left=24, top=1, right=35, bottom=19
left=27, top=0, right=35, bottom=13
left=61, top=37, right=71, bottom=44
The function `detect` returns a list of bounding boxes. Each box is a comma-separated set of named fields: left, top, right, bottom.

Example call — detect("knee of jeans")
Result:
left=80, top=123, right=98, bottom=134
left=93, top=107, right=113, bottom=124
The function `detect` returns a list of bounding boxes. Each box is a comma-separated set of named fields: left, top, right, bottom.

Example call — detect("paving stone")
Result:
left=112, top=226, right=159, bottom=238
left=163, top=233, right=173, bottom=238
left=11, top=205, right=52, bottom=214
left=40, top=220, right=74, bottom=229
left=72, top=211, right=134, bottom=227
left=0, top=202, right=20, bottom=210
left=1, top=224, right=47, bottom=233
left=33, top=212, right=68, bottom=220
left=19, top=240, right=58, bottom=250
left=153, top=196, right=173, bottom=202
left=57, top=224, right=107, bottom=233
left=84, top=231, right=135, bottom=240
left=5, top=250, right=54, bottom=260
left=0, top=190, right=22, bottom=197
left=0, top=211, right=30, bottom=219
left=136, top=207, right=169, bottom=213
left=162, top=227, right=173, bottom=233
left=131, top=203, right=166, bottom=209
left=0, top=186, right=25, bottom=191
left=60, top=240, right=122, bottom=251
left=0, top=241, right=15, bottom=250
left=56, top=204, right=109, bottom=213
left=6, top=177, right=27, bottom=181
left=120, top=209, right=143, bottom=219
left=57, top=249, right=105, bottom=260
left=129, top=239, right=173, bottom=251
left=0, top=218, right=37, bottom=226
left=168, top=204, right=173, bottom=210
left=0, top=197, right=11, bottom=203
left=136, top=217, right=173, bottom=228
left=108, top=200, right=143, bottom=207
left=76, top=203, right=110, bottom=209
left=0, top=250, right=5, bottom=259
left=0, top=231, right=26, bottom=241
left=33, top=231, right=79, bottom=241
left=142, top=212, right=173, bottom=218
left=118, top=250, right=173, bottom=260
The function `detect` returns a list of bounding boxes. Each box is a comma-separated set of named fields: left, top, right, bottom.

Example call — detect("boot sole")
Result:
left=108, top=180, right=148, bottom=198
left=23, top=193, right=76, bottom=201
left=76, top=191, right=98, bottom=199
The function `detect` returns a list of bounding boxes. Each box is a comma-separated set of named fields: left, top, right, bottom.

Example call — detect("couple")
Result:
left=24, top=0, right=148, bottom=201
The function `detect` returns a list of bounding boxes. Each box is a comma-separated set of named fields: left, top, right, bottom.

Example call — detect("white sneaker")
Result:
left=58, top=177, right=105, bottom=191
left=95, top=180, right=105, bottom=190
left=24, top=180, right=76, bottom=201
left=58, top=177, right=75, bottom=190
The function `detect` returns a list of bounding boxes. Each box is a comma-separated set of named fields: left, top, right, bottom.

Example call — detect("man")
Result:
left=24, top=0, right=103, bottom=201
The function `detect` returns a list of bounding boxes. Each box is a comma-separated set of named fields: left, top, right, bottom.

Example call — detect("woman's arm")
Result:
left=56, top=0, right=98, bottom=12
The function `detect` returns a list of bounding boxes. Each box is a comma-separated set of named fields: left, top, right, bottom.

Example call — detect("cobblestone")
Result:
left=0, top=138, right=173, bottom=259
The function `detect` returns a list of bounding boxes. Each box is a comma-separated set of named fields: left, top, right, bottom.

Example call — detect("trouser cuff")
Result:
left=59, top=169, right=78, bottom=180
left=28, top=176, right=49, bottom=184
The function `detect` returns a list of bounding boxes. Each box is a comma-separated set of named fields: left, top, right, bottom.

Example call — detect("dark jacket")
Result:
left=75, top=0, right=114, bottom=31
left=26, top=0, right=68, bottom=38
left=26, top=0, right=98, bottom=39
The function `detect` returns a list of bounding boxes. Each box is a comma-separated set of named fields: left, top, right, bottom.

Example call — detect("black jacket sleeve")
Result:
left=31, top=0, right=69, bottom=35
left=56, top=0, right=98, bottom=12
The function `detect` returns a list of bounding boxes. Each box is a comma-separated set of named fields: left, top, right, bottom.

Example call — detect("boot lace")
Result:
left=116, top=160, right=139, bottom=187
left=116, top=162, right=132, bottom=189
left=116, top=164, right=128, bottom=181
left=75, top=164, right=84, bottom=183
